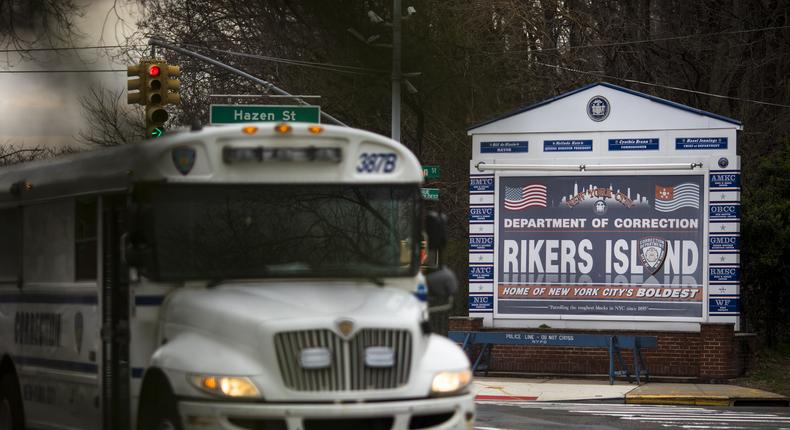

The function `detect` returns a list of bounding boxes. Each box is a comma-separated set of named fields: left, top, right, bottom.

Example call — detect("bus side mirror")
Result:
left=425, top=211, right=447, bottom=250
left=124, top=204, right=153, bottom=271
left=124, top=232, right=149, bottom=268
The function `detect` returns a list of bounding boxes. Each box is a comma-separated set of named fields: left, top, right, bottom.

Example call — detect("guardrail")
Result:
left=448, top=331, right=657, bottom=385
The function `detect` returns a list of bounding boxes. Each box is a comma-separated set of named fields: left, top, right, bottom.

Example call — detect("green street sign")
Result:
left=421, top=187, right=440, bottom=201
left=210, top=104, right=321, bottom=124
left=422, top=165, right=441, bottom=180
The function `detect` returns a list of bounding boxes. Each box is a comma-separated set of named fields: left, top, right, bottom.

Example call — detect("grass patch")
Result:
left=737, top=343, right=790, bottom=397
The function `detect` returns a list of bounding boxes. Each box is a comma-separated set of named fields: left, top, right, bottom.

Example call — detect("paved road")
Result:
left=476, top=401, right=790, bottom=429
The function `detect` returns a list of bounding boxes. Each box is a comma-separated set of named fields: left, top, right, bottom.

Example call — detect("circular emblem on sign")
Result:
left=593, top=200, right=608, bottom=216
left=587, top=96, right=610, bottom=122
left=718, top=157, right=729, bottom=168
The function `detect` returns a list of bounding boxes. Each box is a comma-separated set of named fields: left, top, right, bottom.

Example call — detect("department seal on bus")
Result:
left=171, top=146, right=196, bottom=175
left=639, top=236, right=667, bottom=274
left=587, top=96, right=610, bottom=122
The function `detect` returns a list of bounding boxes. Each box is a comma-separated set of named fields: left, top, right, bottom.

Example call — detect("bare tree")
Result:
left=0, top=0, right=83, bottom=53
left=77, top=86, right=145, bottom=146
left=0, top=143, right=76, bottom=166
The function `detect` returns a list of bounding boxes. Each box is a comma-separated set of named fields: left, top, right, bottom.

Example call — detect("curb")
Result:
left=626, top=395, right=790, bottom=407
left=475, top=395, right=539, bottom=401
left=626, top=395, right=731, bottom=406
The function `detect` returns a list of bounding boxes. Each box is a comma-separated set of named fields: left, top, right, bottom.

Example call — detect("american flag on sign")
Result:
left=655, top=183, right=699, bottom=212
left=504, top=184, right=547, bottom=210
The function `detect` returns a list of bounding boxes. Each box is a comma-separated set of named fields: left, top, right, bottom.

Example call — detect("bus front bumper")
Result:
left=178, top=392, right=475, bottom=430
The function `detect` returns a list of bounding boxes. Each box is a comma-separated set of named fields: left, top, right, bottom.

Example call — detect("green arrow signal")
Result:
left=151, top=127, right=163, bottom=138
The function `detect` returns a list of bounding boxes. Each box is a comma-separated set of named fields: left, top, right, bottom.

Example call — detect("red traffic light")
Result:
left=148, top=65, right=161, bottom=77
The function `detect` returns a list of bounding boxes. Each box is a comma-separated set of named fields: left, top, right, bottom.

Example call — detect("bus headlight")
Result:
left=431, top=369, right=472, bottom=395
left=189, top=375, right=260, bottom=398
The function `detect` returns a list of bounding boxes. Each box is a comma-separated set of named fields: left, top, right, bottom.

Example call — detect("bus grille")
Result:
left=274, top=329, right=412, bottom=392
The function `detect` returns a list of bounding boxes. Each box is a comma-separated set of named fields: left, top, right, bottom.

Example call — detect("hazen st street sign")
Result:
left=210, top=104, right=321, bottom=124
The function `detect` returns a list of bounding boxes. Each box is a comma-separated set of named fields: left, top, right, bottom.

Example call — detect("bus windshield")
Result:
left=134, top=184, right=421, bottom=281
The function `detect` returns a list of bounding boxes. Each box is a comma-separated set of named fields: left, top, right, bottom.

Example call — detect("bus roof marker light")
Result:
left=9, top=180, right=33, bottom=196
left=242, top=126, right=258, bottom=135
left=274, top=123, right=292, bottom=134
left=308, top=125, right=323, bottom=134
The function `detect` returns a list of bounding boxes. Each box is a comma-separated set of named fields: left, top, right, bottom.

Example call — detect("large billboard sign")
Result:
left=496, top=175, right=705, bottom=319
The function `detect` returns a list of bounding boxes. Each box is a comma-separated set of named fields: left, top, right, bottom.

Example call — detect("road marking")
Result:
left=480, top=401, right=790, bottom=428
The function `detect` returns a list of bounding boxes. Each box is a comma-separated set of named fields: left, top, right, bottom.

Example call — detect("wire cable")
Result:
left=0, top=44, right=144, bottom=53
left=0, top=69, right=124, bottom=73
left=482, top=24, right=790, bottom=54
left=534, top=61, right=790, bottom=108
left=0, top=42, right=387, bottom=76
left=181, top=43, right=387, bottom=75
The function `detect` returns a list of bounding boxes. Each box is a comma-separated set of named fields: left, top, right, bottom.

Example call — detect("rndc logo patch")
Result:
left=469, top=236, right=494, bottom=251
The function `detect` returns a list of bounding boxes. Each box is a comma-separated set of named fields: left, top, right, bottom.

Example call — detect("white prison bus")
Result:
left=0, top=123, right=474, bottom=430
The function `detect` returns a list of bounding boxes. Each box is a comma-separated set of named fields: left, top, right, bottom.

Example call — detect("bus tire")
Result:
left=137, top=371, right=182, bottom=430
left=0, top=372, right=25, bottom=430
left=139, top=393, right=181, bottom=430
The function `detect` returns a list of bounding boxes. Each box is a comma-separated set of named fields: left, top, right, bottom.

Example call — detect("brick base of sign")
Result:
left=448, top=317, right=756, bottom=382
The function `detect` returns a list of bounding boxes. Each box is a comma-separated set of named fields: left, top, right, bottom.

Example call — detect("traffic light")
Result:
left=127, top=63, right=146, bottom=105
left=127, top=59, right=182, bottom=139
left=145, top=62, right=168, bottom=138
left=163, top=63, right=181, bottom=106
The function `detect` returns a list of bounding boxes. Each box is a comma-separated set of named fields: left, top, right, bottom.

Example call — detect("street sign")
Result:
left=210, top=104, right=321, bottom=124
left=421, top=188, right=439, bottom=200
left=422, top=165, right=441, bottom=180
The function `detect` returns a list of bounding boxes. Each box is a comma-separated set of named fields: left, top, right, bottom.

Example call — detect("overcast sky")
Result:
left=0, top=0, right=140, bottom=148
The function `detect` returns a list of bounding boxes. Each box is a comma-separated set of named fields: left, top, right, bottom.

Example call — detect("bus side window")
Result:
left=0, top=208, right=20, bottom=284
left=24, top=200, right=74, bottom=282
left=75, top=197, right=97, bottom=281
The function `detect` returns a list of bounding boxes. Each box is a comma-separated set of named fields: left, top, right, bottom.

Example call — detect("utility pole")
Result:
left=391, top=0, right=402, bottom=142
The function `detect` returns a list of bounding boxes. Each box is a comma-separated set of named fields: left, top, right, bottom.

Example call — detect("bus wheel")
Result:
left=149, top=397, right=181, bottom=430
left=0, top=374, right=25, bottom=430
left=139, top=391, right=182, bottom=430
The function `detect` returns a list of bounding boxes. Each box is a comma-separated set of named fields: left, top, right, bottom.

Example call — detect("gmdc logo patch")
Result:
left=587, top=95, right=610, bottom=122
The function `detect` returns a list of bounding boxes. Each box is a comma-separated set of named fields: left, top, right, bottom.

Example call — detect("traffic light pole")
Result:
left=391, top=0, right=401, bottom=142
left=148, top=38, right=348, bottom=127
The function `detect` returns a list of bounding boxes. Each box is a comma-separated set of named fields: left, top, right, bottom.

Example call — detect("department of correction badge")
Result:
left=639, top=236, right=667, bottom=275
left=172, top=146, right=196, bottom=175
left=587, top=96, right=610, bottom=122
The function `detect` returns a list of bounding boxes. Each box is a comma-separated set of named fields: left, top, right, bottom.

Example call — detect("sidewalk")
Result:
left=472, top=376, right=789, bottom=406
